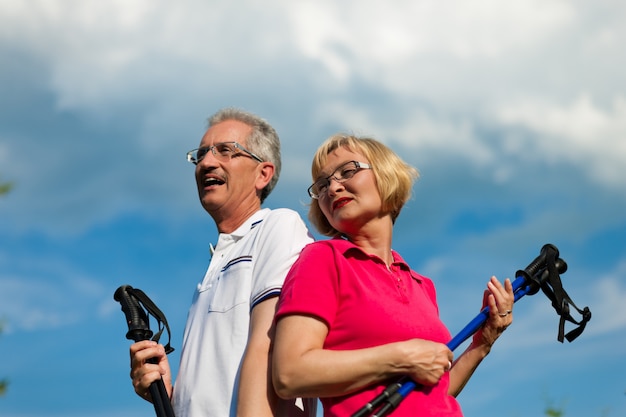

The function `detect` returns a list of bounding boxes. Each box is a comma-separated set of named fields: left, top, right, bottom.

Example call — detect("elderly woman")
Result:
left=272, top=134, right=514, bottom=417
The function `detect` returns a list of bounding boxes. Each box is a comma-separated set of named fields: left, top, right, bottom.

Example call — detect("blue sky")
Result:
left=1, top=1, right=625, bottom=416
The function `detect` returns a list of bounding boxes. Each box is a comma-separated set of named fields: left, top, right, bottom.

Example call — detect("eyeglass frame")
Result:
left=307, top=160, right=371, bottom=199
left=186, top=141, right=264, bottom=165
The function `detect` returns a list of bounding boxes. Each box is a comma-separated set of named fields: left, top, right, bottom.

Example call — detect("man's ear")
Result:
left=255, top=162, right=275, bottom=191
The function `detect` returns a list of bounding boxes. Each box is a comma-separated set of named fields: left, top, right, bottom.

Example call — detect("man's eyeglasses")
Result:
left=186, top=142, right=264, bottom=165
left=308, top=160, right=371, bottom=199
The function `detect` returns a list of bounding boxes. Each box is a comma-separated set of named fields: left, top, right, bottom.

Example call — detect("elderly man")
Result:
left=129, top=108, right=314, bottom=417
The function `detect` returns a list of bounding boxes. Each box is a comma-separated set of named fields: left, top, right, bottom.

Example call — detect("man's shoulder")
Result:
left=253, top=208, right=313, bottom=242
left=264, top=207, right=304, bottom=218
left=261, top=207, right=308, bottom=227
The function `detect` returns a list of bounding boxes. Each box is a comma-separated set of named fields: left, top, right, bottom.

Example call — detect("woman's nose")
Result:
left=326, top=177, right=345, bottom=196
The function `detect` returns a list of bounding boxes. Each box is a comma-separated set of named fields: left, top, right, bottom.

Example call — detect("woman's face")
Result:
left=316, top=146, right=383, bottom=236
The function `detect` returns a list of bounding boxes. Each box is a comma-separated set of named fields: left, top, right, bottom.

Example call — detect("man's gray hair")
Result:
left=208, top=108, right=281, bottom=202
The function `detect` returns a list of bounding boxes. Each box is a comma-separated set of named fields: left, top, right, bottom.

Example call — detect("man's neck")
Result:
left=213, top=204, right=262, bottom=234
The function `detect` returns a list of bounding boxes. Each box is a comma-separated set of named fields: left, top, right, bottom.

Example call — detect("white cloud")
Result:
left=0, top=276, right=77, bottom=332
left=1, top=0, right=283, bottom=111
left=1, top=0, right=625, bottom=236
left=312, top=100, right=498, bottom=167
left=583, top=262, right=626, bottom=334
left=290, top=0, right=574, bottom=64
left=495, top=94, right=626, bottom=188
left=0, top=0, right=591, bottom=113
left=285, top=0, right=581, bottom=111
left=0, top=255, right=107, bottom=333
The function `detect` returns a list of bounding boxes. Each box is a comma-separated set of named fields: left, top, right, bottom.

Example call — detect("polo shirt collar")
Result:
left=211, top=208, right=269, bottom=255
left=331, top=237, right=422, bottom=282
left=229, top=208, right=269, bottom=239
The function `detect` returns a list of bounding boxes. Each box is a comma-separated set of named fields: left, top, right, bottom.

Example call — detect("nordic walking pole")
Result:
left=353, top=244, right=591, bottom=417
left=115, top=285, right=176, bottom=417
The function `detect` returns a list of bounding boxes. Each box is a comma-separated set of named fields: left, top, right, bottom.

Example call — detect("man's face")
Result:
left=194, top=120, right=263, bottom=218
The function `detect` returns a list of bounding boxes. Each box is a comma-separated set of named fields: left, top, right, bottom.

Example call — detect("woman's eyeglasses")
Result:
left=308, top=160, right=371, bottom=199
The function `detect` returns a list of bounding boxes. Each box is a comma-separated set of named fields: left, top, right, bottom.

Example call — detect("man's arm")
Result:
left=237, top=296, right=279, bottom=417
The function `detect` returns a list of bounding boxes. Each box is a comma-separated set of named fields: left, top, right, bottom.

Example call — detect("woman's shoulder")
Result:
left=307, top=237, right=351, bottom=249
left=296, top=238, right=349, bottom=259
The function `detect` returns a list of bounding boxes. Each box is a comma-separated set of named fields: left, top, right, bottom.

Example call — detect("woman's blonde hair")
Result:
left=309, top=134, right=419, bottom=237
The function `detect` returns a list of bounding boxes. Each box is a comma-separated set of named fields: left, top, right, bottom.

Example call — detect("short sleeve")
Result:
left=251, top=209, right=314, bottom=308
left=276, top=241, right=340, bottom=327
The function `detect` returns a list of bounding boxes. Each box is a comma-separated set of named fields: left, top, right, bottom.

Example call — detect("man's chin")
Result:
left=200, top=195, right=226, bottom=211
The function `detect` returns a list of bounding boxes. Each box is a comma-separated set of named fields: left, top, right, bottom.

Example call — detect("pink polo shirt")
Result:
left=276, top=238, right=462, bottom=417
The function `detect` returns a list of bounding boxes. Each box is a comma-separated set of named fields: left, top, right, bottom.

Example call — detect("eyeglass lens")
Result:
left=312, top=161, right=359, bottom=196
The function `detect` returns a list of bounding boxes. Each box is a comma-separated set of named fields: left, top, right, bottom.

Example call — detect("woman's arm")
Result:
left=272, top=314, right=452, bottom=399
left=448, top=276, right=514, bottom=396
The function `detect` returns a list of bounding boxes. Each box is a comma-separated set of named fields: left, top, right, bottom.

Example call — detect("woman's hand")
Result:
left=473, top=276, right=514, bottom=349
left=397, top=339, right=454, bottom=386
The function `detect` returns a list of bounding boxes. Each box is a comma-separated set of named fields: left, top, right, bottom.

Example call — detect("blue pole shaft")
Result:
left=448, top=274, right=529, bottom=350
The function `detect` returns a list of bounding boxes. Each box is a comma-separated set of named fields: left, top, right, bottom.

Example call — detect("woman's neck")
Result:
left=345, top=217, right=394, bottom=266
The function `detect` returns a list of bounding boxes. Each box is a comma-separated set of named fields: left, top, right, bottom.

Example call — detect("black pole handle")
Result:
left=522, top=243, right=558, bottom=277
left=515, top=243, right=561, bottom=296
left=114, top=285, right=153, bottom=342
left=114, top=285, right=176, bottom=417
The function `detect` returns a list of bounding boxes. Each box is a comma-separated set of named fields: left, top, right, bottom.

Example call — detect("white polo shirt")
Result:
left=172, top=208, right=314, bottom=417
